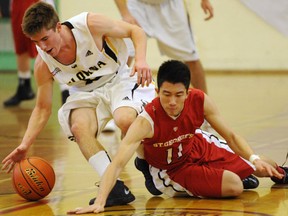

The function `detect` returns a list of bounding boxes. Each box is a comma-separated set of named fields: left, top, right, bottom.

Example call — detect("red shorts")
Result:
left=151, top=131, right=255, bottom=198
left=11, top=0, right=38, bottom=57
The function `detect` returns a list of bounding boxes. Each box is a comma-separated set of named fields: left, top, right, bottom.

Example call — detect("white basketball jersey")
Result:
left=37, top=12, right=129, bottom=92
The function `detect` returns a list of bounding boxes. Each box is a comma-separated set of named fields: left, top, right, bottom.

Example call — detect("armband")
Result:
left=249, top=154, right=260, bottom=164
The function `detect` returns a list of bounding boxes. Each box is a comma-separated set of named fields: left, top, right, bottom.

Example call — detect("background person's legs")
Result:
left=3, top=53, right=35, bottom=107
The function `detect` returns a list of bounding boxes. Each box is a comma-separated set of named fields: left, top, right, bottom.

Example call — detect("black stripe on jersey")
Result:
left=62, top=21, right=74, bottom=29
left=131, top=83, right=139, bottom=99
left=103, top=40, right=117, bottom=63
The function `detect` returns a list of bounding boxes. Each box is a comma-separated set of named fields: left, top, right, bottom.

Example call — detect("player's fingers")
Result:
left=137, top=71, right=142, bottom=85
left=272, top=167, right=284, bottom=179
left=205, top=14, right=213, bottom=21
left=7, top=162, right=15, bottom=173
left=2, top=157, right=8, bottom=164
left=143, top=69, right=152, bottom=86
left=67, top=207, right=82, bottom=214
left=75, top=206, right=96, bottom=214
left=2, top=152, right=14, bottom=164
left=129, top=66, right=136, bottom=77
left=144, top=70, right=151, bottom=86
left=1, top=162, right=8, bottom=171
left=93, top=207, right=104, bottom=214
left=1, top=159, right=12, bottom=170
left=141, top=71, right=147, bottom=87
left=204, top=10, right=213, bottom=20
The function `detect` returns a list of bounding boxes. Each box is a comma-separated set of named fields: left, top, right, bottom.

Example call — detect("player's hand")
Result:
left=130, top=61, right=152, bottom=87
left=253, top=159, right=284, bottom=179
left=1, top=145, right=28, bottom=173
left=67, top=203, right=105, bottom=214
left=201, top=0, right=214, bottom=21
left=122, top=14, right=140, bottom=26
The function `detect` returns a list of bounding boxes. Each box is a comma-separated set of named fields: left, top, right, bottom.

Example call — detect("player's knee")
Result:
left=70, top=122, right=81, bottom=139
left=221, top=171, right=243, bottom=197
left=70, top=119, right=96, bottom=141
left=114, top=112, right=136, bottom=134
left=224, top=184, right=243, bottom=197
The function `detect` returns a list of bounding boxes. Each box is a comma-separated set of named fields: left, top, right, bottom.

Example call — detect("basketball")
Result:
left=12, top=157, right=55, bottom=201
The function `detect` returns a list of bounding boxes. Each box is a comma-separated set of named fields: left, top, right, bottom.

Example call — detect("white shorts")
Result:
left=58, top=70, right=155, bottom=141
left=128, top=0, right=199, bottom=61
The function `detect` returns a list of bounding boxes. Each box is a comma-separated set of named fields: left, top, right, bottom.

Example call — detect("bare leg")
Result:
left=113, top=106, right=144, bottom=155
left=70, top=107, right=104, bottom=160
left=17, top=52, right=31, bottom=72
left=70, top=107, right=136, bottom=205
left=113, top=106, right=137, bottom=135
left=221, top=170, right=243, bottom=197
left=186, top=60, right=208, bottom=94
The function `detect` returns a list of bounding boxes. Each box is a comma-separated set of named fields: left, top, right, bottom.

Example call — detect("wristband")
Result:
left=249, top=154, right=260, bottom=163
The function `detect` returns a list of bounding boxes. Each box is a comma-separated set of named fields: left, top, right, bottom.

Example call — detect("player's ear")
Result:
left=56, top=22, right=61, bottom=32
left=155, top=88, right=159, bottom=95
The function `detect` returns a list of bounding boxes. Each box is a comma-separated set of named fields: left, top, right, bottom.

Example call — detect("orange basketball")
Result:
left=12, top=157, right=55, bottom=201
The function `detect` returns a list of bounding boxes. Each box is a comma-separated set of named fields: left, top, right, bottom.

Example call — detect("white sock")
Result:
left=89, top=151, right=111, bottom=177
left=18, top=70, right=31, bottom=79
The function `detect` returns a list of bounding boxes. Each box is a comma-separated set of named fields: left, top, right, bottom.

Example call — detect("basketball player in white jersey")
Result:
left=114, top=0, right=215, bottom=132
left=1, top=2, right=155, bottom=206
left=115, top=0, right=213, bottom=94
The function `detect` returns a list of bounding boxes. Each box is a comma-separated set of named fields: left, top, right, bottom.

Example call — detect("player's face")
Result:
left=30, top=23, right=61, bottom=57
left=158, top=82, right=188, bottom=117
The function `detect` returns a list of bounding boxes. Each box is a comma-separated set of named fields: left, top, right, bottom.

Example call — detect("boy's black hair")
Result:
left=157, top=60, right=190, bottom=90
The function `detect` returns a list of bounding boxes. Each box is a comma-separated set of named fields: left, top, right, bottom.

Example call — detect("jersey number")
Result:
left=166, top=143, right=183, bottom=164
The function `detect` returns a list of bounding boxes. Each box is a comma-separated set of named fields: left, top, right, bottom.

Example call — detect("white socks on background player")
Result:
left=18, top=70, right=32, bottom=79
left=88, top=150, right=111, bottom=177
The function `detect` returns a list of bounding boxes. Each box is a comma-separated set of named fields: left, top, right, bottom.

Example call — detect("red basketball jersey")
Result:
left=142, top=88, right=205, bottom=170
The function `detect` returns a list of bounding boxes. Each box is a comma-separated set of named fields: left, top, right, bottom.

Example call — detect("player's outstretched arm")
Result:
left=67, top=116, right=153, bottom=214
left=1, top=56, right=54, bottom=173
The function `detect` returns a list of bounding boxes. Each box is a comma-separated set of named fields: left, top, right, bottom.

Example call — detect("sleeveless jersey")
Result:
left=141, top=88, right=205, bottom=170
left=37, top=12, right=129, bottom=92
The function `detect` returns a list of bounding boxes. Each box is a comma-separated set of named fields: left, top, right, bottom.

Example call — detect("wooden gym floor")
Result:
left=0, top=71, right=288, bottom=216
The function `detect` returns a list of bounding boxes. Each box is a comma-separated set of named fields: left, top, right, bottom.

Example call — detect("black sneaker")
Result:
left=3, top=78, right=35, bottom=107
left=242, top=175, right=259, bottom=189
left=89, top=180, right=135, bottom=207
left=134, top=157, right=162, bottom=195
left=271, top=166, right=288, bottom=184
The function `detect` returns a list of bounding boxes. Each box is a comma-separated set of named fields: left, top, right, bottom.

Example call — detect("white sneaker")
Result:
left=103, top=120, right=116, bottom=132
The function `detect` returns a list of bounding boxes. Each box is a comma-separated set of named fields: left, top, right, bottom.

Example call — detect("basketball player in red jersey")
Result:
left=68, top=60, right=287, bottom=214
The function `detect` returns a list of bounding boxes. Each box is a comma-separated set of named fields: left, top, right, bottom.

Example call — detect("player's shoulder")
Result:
left=188, top=88, right=205, bottom=99
left=34, top=55, right=48, bottom=70
left=34, top=56, right=52, bottom=80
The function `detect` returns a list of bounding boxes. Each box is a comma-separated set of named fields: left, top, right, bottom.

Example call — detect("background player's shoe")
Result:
left=271, top=166, right=288, bottom=184
left=242, top=175, right=259, bottom=189
left=134, top=157, right=162, bottom=195
left=3, top=78, right=35, bottom=107
left=89, top=180, right=135, bottom=207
